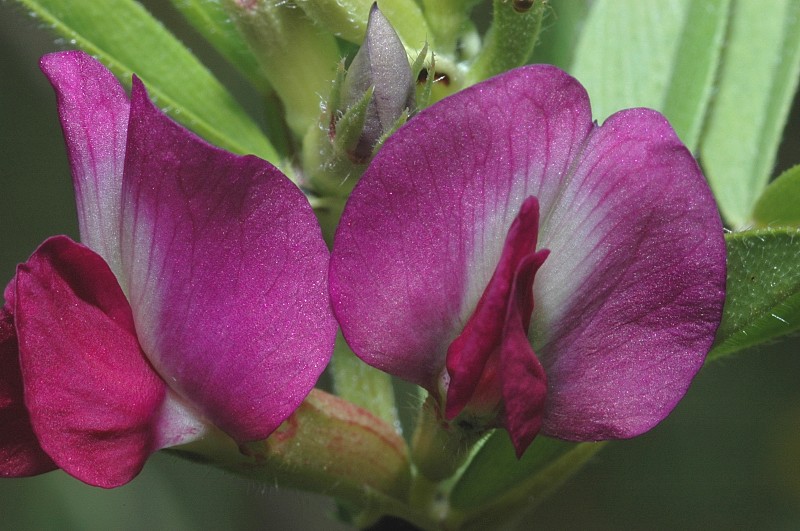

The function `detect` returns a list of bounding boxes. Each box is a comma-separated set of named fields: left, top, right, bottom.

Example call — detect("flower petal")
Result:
left=533, top=109, right=726, bottom=440
left=0, top=306, right=57, bottom=477
left=119, top=79, right=336, bottom=442
left=445, top=197, right=547, bottom=420
left=331, top=65, right=725, bottom=441
left=39, top=52, right=129, bottom=277
left=330, top=65, right=592, bottom=390
left=14, top=236, right=166, bottom=487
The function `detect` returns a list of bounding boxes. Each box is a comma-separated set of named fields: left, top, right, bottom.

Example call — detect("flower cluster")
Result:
left=1, top=48, right=725, bottom=486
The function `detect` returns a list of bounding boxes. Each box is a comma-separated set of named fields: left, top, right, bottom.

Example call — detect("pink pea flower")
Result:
left=330, top=65, right=726, bottom=456
left=0, top=51, right=336, bottom=486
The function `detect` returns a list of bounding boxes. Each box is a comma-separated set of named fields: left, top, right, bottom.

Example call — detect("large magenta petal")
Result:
left=534, top=108, right=726, bottom=440
left=119, top=79, right=336, bottom=442
left=331, top=65, right=592, bottom=391
left=14, top=236, right=166, bottom=488
left=0, top=306, right=57, bottom=477
left=330, top=65, right=725, bottom=441
left=40, top=52, right=129, bottom=277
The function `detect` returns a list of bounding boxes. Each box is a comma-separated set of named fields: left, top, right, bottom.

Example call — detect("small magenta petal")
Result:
left=445, top=197, right=545, bottom=420
left=0, top=306, right=57, bottom=477
left=14, top=236, right=166, bottom=488
left=501, top=249, right=548, bottom=456
left=119, top=79, right=336, bottom=442
left=40, top=52, right=129, bottom=277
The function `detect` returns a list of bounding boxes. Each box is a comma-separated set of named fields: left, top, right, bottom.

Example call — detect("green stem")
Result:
left=421, top=0, right=482, bottom=55
left=467, top=0, right=547, bottom=84
left=224, top=0, right=339, bottom=138
left=410, top=395, right=485, bottom=482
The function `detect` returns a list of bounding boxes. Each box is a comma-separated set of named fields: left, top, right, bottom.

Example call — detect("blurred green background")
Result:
left=1, top=2, right=799, bottom=530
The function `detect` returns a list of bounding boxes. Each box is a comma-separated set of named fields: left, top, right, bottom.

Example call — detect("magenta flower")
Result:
left=0, top=52, right=336, bottom=486
left=330, top=65, right=726, bottom=455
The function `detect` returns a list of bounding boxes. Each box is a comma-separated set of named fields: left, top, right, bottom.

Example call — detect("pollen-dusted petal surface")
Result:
left=40, top=52, right=129, bottom=277
left=331, top=65, right=592, bottom=391
left=120, top=79, right=336, bottom=443
left=330, top=65, right=726, bottom=441
left=13, top=236, right=165, bottom=488
left=0, top=306, right=57, bottom=477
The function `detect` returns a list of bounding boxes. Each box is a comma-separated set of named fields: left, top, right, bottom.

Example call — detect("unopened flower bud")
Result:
left=339, top=3, right=415, bottom=162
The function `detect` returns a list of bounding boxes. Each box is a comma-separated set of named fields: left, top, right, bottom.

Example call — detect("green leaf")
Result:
left=329, top=333, right=399, bottom=430
left=661, top=0, right=730, bottom=151
left=752, top=165, right=800, bottom=228
left=571, top=0, right=692, bottom=124
left=17, top=0, right=279, bottom=163
left=169, top=0, right=270, bottom=91
left=700, top=0, right=800, bottom=228
left=709, top=227, right=800, bottom=360
left=447, top=432, right=604, bottom=529
left=570, top=0, right=729, bottom=153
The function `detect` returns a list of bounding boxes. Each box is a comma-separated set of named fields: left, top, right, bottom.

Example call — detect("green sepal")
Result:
left=412, top=43, right=436, bottom=110
left=327, top=60, right=348, bottom=129
left=172, top=389, right=412, bottom=512
left=709, top=227, right=800, bottom=360
left=334, top=86, right=375, bottom=158
left=752, top=165, right=800, bottom=228
left=14, top=0, right=279, bottom=163
left=410, top=41, right=429, bottom=84
left=372, top=109, right=409, bottom=156
left=410, top=395, right=487, bottom=482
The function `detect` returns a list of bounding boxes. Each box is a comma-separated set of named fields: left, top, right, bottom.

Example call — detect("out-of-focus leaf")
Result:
left=534, top=0, right=591, bottom=70
left=661, top=0, right=730, bottom=151
left=570, top=0, right=729, bottom=152
left=571, top=0, right=691, bottom=123
left=709, top=228, right=800, bottom=360
left=700, top=0, right=800, bottom=228
left=169, top=0, right=270, bottom=90
left=17, top=0, right=278, bottom=163
left=752, top=165, right=800, bottom=228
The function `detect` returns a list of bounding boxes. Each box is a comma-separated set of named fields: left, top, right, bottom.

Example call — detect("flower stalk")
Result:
left=467, top=0, right=548, bottom=84
left=224, top=0, right=340, bottom=137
